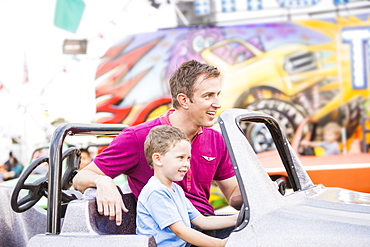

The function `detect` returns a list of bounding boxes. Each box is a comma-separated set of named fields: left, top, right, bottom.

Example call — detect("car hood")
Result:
left=303, top=184, right=370, bottom=208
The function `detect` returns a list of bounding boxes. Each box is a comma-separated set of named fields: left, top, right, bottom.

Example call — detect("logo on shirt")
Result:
left=201, top=155, right=216, bottom=161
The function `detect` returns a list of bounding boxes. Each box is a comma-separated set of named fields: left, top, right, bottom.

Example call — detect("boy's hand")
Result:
left=95, top=176, right=128, bottom=226
left=300, top=140, right=308, bottom=146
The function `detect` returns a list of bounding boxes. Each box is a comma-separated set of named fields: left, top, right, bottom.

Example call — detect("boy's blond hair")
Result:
left=144, top=125, right=189, bottom=168
left=323, top=122, right=341, bottom=138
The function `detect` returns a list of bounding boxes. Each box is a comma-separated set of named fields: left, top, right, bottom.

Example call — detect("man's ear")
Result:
left=177, top=93, right=189, bottom=110
left=152, top=153, right=162, bottom=166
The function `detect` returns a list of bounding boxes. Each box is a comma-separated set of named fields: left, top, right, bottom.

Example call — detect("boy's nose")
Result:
left=184, top=160, right=190, bottom=169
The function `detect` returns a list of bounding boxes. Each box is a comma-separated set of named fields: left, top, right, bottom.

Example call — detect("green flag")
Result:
left=54, top=0, right=86, bottom=33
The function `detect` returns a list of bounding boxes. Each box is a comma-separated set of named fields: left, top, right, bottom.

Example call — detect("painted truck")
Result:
left=94, top=15, right=370, bottom=192
left=95, top=15, right=370, bottom=152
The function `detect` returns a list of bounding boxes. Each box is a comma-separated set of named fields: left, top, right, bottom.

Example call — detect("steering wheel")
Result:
left=11, top=156, right=49, bottom=212
left=61, top=147, right=81, bottom=190
left=11, top=147, right=81, bottom=213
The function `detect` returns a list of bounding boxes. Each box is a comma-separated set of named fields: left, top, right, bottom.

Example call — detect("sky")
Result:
left=0, top=0, right=177, bottom=164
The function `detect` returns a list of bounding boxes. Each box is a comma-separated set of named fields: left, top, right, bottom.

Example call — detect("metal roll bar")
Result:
left=47, top=123, right=128, bottom=234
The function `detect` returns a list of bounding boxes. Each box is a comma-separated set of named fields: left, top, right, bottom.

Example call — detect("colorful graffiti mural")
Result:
left=95, top=14, right=370, bottom=153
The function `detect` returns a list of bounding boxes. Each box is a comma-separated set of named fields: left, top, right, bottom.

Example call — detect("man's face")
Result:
left=187, top=75, right=221, bottom=128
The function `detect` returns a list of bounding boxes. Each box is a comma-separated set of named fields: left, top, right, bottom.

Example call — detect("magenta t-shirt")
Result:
left=93, top=109, right=235, bottom=215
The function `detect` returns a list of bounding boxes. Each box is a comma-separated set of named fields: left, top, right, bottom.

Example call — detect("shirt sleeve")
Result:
left=93, top=128, right=140, bottom=178
left=13, top=163, right=24, bottom=178
left=186, top=197, right=201, bottom=221
left=320, top=141, right=340, bottom=155
left=145, top=189, right=183, bottom=230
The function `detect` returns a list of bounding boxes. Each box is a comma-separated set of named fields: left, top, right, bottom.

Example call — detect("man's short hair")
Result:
left=169, top=60, right=220, bottom=109
left=144, top=125, right=188, bottom=168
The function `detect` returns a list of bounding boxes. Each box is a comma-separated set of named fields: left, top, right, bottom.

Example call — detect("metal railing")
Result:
left=47, top=123, right=128, bottom=234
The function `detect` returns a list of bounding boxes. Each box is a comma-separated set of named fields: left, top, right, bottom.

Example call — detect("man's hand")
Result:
left=73, top=162, right=129, bottom=226
left=95, top=176, right=128, bottom=226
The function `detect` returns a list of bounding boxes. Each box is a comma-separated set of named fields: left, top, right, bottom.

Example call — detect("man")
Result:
left=73, top=60, right=242, bottom=232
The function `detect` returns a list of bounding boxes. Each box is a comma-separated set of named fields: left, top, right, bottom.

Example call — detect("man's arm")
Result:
left=216, top=176, right=242, bottom=210
left=73, top=161, right=106, bottom=192
left=169, top=221, right=227, bottom=247
left=73, top=162, right=127, bottom=225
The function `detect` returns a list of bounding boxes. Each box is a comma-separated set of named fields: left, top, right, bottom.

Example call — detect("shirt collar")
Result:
left=160, top=109, right=204, bottom=135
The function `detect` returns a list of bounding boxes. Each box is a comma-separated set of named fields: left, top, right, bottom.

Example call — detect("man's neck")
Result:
left=168, top=110, right=199, bottom=141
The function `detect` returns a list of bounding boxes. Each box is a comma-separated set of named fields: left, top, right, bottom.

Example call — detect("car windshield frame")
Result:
left=218, top=109, right=315, bottom=228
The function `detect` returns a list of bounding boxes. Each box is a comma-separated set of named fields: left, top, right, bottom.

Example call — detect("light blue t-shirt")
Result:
left=319, top=141, right=340, bottom=155
left=136, top=177, right=200, bottom=247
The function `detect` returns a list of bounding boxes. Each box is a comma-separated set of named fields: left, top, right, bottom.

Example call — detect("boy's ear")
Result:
left=152, top=153, right=162, bottom=167
left=177, top=93, right=189, bottom=110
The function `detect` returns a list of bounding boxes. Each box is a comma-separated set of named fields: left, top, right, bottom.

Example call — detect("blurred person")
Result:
left=32, top=162, right=48, bottom=175
left=2, top=151, right=24, bottom=181
left=301, top=122, right=341, bottom=155
left=32, top=149, right=49, bottom=175
left=0, top=162, right=4, bottom=182
left=79, top=148, right=92, bottom=170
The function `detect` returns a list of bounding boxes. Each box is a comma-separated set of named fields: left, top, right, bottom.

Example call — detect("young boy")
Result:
left=137, top=125, right=237, bottom=247
left=301, top=122, right=341, bottom=155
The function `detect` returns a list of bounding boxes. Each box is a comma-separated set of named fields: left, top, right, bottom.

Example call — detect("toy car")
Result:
left=218, top=109, right=370, bottom=246
left=259, top=117, right=370, bottom=193
left=2, top=109, right=370, bottom=246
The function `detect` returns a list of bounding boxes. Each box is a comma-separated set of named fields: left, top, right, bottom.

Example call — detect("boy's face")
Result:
left=160, top=140, right=191, bottom=182
left=187, top=75, right=221, bottom=128
left=324, top=131, right=338, bottom=143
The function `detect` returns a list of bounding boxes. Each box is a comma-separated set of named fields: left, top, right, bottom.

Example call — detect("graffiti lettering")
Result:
left=95, top=37, right=164, bottom=124
left=342, top=27, right=370, bottom=90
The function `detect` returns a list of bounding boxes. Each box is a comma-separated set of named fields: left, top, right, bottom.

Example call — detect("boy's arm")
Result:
left=301, top=140, right=319, bottom=148
left=169, top=221, right=227, bottom=247
left=191, top=213, right=237, bottom=231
